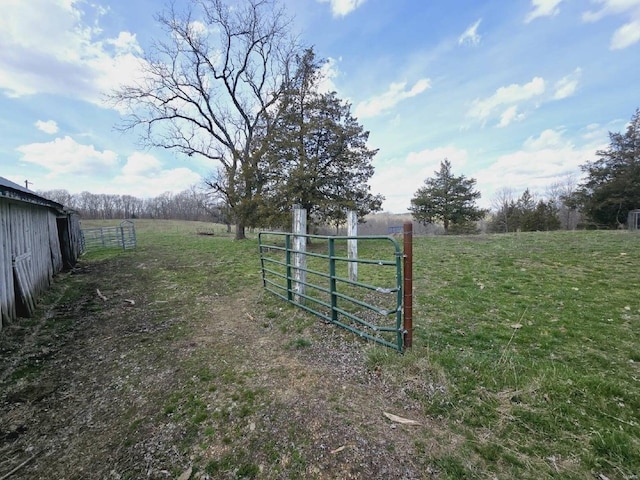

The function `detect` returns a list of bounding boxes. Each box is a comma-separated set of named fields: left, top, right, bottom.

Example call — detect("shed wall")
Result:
left=0, top=199, right=67, bottom=328
left=58, top=213, right=83, bottom=268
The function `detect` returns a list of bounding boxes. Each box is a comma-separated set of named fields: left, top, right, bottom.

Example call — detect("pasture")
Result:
left=0, top=220, right=638, bottom=479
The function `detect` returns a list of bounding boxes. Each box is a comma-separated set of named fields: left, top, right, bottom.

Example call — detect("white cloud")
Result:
left=498, top=106, right=525, bottom=128
left=582, top=0, right=640, bottom=49
left=317, top=57, right=340, bottom=93
left=582, top=123, right=605, bottom=143
left=580, top=120, right=625, bottom=147
left=106, top=32, right=143, bottom=55
left=317, top=0, right=367, bottom=17
left=458, top=19, right=482, bottom=46
left=355, top=78, right=431, bottom=118
left=524, top=128, right=571, bottom=149
left=553, top=67, right=582, bottom=99
left=525, top=0, right=564, bottom=23
left=117, top=154, right=202, bottom=198
left=474, top=147, right=591, bottom=205
left=17, top=136, right=118, bottom=176
left=583, top=0, right=640, bottom=22
left=467, top=77, right=545, bottom=124
left=187, top=20, right=209, bottom=37
left=610, top=19, right=640, bottom=48
left=113, top=167, right=202, bottom=198
left=122, top=152, right=163, bottom=176
left=15, top=136, right=202, bottom=197
left=473, top=127, right=608, bottom=205
left=404, top=146, right=469, bottom=168
left=35, top=120, right=59, bottom=134
left=0, top=0, right=145, bottom=105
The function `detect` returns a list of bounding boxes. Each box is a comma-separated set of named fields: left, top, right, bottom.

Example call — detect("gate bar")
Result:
left=403, top=220, right=413, bottom=349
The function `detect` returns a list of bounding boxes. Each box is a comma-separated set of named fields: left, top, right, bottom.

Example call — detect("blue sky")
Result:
left=1, top=0, right=639, bottom=213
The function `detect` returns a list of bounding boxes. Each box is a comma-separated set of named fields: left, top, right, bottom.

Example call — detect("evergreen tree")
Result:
left=409, top=159, right=486, bottom=233
left=576, top=108, right=640, bottom=227
left=489, top=188, right=561, bottom=232
left=260, top=49, right=383, bottom=229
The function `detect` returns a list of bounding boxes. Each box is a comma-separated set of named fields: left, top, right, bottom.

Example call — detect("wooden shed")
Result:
left=0, top=176, right=82, bottom=328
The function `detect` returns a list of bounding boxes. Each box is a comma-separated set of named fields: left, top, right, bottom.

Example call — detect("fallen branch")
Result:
left=177, top=466, right=192, bottom=480
left=0, top=452, right=39, bottom=480
left=383, top=411, right=421, bottom=426
left=96, top=289, right=108, bottom=301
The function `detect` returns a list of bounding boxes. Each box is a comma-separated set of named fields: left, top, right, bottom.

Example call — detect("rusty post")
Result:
left=403, top=220, right=413, bottom=349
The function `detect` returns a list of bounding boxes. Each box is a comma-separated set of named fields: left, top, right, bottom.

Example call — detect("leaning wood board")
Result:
left=12, top=252, right=36, bottom=316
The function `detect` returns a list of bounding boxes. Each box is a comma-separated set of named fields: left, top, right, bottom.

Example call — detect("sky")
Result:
left=1, top=0, right=639, bottom=213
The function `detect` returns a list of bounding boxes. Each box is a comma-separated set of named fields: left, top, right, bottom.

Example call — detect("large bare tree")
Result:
left=112, top=0, right=298, bottom=239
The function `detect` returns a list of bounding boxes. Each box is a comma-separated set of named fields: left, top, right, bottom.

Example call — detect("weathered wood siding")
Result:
left=0, top=200, right=15, bottom=326
left=58, top=213, right=83, bottom=269
left=0, top=200, right=70, bottom=328
left=49, top=213, right=63, bottom=273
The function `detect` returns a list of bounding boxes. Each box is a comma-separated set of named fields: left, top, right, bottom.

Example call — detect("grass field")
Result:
left=2, top=220, right=638, bottom=479
left=377, top=230, right=640, bottom=478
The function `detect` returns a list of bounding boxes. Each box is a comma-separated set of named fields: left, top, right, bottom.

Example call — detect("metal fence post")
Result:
left=403, top=220, right=413, bottom=349
left=328, top=237, right=338, bottom=323
left=285, top=235, right=292, bottom=301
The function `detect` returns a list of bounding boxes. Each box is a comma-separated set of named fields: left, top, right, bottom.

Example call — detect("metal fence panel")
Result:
left=258, top=232, right=404, bottom=351
left=81, top=221, right=136, bottom=252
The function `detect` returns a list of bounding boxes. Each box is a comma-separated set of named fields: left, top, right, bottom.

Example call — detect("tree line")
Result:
left=38, top=188, right=231, bottom=225
left=410, top=108, right=640, bottom=233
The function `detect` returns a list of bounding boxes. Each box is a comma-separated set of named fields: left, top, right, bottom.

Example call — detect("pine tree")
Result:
left=410, top=159, right=486, bottom=233
left=260, top=49, right=383, bottom=229
left=577, top=108, right=640, bottom=227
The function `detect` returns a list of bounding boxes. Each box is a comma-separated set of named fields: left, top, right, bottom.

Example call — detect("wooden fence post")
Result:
left=292, top=205, right=307, bottom=303
left=347, top=210, right=358, bottom=282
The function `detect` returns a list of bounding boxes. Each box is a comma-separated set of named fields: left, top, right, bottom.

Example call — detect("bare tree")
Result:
left=112, top=0, right=298, bottom=239
left=490, top=187, right=517, bottom=233
left=546, top=174, right=581, bottom=230
left=37, top=189, right=75, bottom=208
left=203, top=167, right=234, bottom=232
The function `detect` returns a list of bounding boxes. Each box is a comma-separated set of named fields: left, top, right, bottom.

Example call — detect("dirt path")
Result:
left=0, top=253, right=449, bottom=479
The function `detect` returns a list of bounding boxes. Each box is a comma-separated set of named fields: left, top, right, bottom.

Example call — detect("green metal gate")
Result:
left=258, top=232, right=405, bottom=351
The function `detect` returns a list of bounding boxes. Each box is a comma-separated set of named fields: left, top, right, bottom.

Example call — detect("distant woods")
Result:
left=37, top=188, right=228, bottom=224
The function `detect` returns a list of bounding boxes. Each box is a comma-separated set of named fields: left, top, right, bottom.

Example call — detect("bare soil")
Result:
left=1, top=254, right=451, bottom=479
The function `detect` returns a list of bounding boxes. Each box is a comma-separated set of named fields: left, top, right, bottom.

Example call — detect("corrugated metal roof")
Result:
left=0, top=176, right=65, bottom=212
left=0, top=176, right=31, bottom=193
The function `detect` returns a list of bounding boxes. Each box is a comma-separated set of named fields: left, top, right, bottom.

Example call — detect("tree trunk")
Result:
left=235, top=220, right=246, bottom=240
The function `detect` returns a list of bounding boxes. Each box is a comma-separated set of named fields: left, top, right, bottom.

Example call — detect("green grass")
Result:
left=402, top=231, right=640, bottom=479
left=77, top=221, right=639, bottom=478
